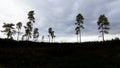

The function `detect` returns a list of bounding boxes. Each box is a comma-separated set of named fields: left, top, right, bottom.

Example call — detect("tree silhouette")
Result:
left=16, top=22, right=22, bottom=41
left=23, top=11, right=35, bottom=41
left=23, top=22, right=32, bottom=40
left=1, top=23, right=16, bottom=39
left=75, top=13, right=84, bottom=43
left=97, top=14, right=110, bottom=41
left=33, top=28, right=39, bottom=42
left=48, top=28, right=55, bottom=42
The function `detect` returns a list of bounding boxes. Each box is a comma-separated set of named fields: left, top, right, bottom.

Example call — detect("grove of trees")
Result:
left=0, top=10, right=111, bottom=42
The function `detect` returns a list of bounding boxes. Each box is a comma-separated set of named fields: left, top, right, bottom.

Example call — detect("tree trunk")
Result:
left=7, top=35, right=9, bottom=39
left=49, top=36, right=50, bottom=43
left=52, top=38, right=53, bottom=42
left=77, top=34, right=78, bottom=43
left=102, top=32, right=105, bottom=41
left=79, top=27, right=81, bottom=43
left=102, top=25, right=105, bottom=41
left=28, top=36, right=30, bottom=41
left=17, top=31, right=20, bottom=41
left=27, top=34, right=30, bottom=41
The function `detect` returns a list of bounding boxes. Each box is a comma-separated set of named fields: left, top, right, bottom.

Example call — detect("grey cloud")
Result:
left=22, top=0, right=120, bottom=37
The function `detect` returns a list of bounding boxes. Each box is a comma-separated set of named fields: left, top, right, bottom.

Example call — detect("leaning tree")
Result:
left=75, top=13, right=84, bottom=43
left=23, top=11, right=35, bottom=41
left=97, top=14, right=110, bottom=41
left=1, top=23, right=16, bottom=39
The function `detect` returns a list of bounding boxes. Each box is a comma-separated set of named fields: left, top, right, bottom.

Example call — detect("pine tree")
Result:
left=97, top=14, right=110, bottom=41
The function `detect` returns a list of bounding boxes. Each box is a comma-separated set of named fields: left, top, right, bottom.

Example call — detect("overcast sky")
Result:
left=0, top=0, right=120, bottom=42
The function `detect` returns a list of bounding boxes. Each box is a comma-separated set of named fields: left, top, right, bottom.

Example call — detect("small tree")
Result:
left=97, top=14, right=110, bottom=41
left=48, top=28, right=55, bottom=42
left=114, top=37, right=119, bottom=40
left=1, top=23, right=16, bottom=39
left=16, top=22, right=22, bottom=41
left=75, top=13, right=84, bottom=43
left=33, top=28, right=39, bottom=42
left=42, top=35, right=44, bottom=42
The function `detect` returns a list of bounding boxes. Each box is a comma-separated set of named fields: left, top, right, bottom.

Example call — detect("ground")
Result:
left=0, top=39, right=120, bottom=68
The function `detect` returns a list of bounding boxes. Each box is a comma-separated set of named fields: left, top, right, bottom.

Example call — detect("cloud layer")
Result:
left=0, top=0, right=120, bottom=42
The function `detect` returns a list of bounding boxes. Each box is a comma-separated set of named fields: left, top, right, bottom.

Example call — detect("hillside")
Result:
left=0, top=39, right=120, bottom=68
